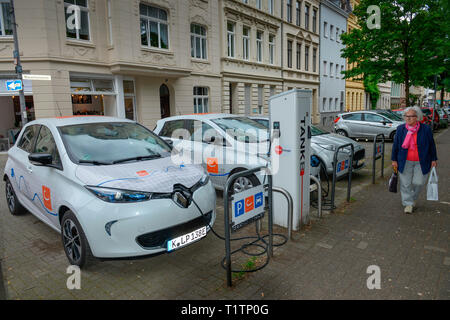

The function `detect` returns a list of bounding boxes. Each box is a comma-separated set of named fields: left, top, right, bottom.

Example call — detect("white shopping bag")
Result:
left=427, top=167, right=438, bottom=201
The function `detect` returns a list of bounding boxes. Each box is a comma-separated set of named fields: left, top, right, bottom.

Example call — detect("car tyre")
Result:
left=336, top=129, right=348, bottom=137
left=61, top=210, right=94, bottom=268
left=5, top=177, right=27, bottom=216
left=389, top=131, right=396, bottom=141
left=228, top=169, right=260, bottom=195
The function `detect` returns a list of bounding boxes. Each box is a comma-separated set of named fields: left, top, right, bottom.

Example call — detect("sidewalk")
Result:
left=0, top=129, right=448, bottom=300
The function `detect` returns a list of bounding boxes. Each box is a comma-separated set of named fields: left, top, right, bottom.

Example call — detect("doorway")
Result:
left=160, top=84, right=170, bottom=118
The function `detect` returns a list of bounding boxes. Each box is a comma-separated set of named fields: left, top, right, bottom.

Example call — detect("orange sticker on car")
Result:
left=206, top=157, right=219, bottom=174
left=136, top=170, right=149, bottom=177
left=42, top=185, right=52, bottom=211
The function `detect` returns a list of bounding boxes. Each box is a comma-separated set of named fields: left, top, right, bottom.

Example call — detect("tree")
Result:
left=341, top=0, right=449, bottom=108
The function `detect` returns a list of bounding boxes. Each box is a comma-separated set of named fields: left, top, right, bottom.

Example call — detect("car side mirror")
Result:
left=163, top=139, right=173, bottom=147
left=204, top=136, right=216, bottom=144
left=28, top=153, right=53, bottom=166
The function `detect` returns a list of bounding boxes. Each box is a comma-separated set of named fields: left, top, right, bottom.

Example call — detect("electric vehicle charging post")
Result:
left=269, top=89, right=312, bottom=230
left=330, top=143, right=354, bottom=210
left=372, top=134, right=385, bottom=184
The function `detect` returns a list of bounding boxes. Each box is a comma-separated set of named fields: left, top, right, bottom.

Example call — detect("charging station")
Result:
left=269, top=89, right=312, bottom=230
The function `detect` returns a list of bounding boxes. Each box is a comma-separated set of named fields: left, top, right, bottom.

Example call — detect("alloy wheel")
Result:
left=233, top=177, right=254, bottom=194
left=63, top=219, right=82, bottom=263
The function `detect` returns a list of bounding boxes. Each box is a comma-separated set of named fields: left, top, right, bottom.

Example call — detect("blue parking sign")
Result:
left=6, top=80, right=22, bottom=91
left=254, top=192, right=263, bottom=209
left=234, top=199, right=245, bottom=217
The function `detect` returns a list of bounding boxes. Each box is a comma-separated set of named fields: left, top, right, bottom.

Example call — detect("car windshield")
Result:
left=311, top=125, right=329, bottom=136
left=378, top=112, right=402, bottom=121
left=59, top=122, right=172, bottom=164
left=211, top=117, right=269, bottom=143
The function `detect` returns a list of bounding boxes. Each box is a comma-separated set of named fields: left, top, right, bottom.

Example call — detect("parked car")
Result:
left=154, top=114, right=270, bottom=194
left=249, top=116, right=365, bottom=176
left=373, top=109, right=404, bottom=121
left=421, top=107, right=440, bottom=130
left=334, top=111, right=404, bottom=140
left=392, top=108, right=433, bottom=127
left=436, top=108, right=448, bottom=127
left=4, top=116, right=216, bottom=267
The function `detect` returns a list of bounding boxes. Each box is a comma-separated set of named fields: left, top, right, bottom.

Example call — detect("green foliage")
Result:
left=341, top=0, right=449, bottom=106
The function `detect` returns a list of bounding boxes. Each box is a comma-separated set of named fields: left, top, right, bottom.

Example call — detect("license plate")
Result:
left=167, top=226, right=207, bottom=252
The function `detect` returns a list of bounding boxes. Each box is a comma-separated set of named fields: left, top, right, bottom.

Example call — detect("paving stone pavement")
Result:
left=0, top=129, right=448, bottom=300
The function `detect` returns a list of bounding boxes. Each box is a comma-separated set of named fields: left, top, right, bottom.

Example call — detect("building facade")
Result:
left=0, top=0, right=325, bottom=144
left=319, top=0, right=349, bottom=129
left=376, top=82, right=391, bottom=109
left=345, top=0, right=365, bottom=112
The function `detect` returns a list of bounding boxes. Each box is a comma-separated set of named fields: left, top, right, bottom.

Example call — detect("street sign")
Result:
left=231, top=185, right=265, bottom=232
left=6, top=80, right=22, bottom=91
left=22, top=74, right=52, bottom=81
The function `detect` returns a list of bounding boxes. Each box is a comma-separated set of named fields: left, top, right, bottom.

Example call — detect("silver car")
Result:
left=154, top=114, right=269, bottom=194
left=334, top=111, right=404, bottom=140
left=250, top=116, right=365, bottom=176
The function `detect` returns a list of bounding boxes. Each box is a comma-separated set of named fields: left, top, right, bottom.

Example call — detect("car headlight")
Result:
left=199, top=173, right=209, bottom=186
left=85, top=186, right=152, bottom=203
left=316, top=143, right=336, bottom=151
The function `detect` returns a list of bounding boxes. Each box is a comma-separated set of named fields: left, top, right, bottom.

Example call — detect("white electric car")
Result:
left=4, top=116, right=216, bottom=268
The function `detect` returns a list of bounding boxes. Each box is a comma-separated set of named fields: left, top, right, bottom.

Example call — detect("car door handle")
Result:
left=27, top=166, right=33, bottom=173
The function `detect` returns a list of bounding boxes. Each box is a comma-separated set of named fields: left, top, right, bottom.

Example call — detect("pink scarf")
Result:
left=402, top=122, right=420, bottom=150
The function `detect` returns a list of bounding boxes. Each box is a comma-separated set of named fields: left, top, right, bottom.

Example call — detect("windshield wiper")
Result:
left=78, top=160, right=112, bottom=165
left=112, top=154, right=161, bottom=164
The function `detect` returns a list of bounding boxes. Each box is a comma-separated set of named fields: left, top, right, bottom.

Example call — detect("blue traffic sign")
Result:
left=6, top=80, right=22, bottom=91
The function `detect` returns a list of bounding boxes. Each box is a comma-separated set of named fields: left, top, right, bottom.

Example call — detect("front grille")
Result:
left=354, top=149, right=365, bottom=162
left=136, top=211, right=212, bottom=249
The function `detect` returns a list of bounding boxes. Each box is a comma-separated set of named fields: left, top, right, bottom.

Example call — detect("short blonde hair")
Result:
left=403, top=106, right=423, bottom=121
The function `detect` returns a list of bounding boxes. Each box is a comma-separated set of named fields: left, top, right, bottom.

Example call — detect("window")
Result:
left=342, top=113, right=362, bottom=121
left=140, top=3, right=169, bottom=49
left=191, top=24, right=207, bottom=59
left=329, top=98, right=333, bottom=110
left=256, top=30, right=263, bottom=62
left=243, top=26, right=250, bottom=60
left=256, top=0, right=262, bottom=10
left=323, top=21, right=328, bottom=37
left=34, top=126, right=62, bottom=167
left=269, top=34, right=275, bottom=64
left=0, top=0, right=12, bottom=36
left=341, top=65, right=344, bottom=78
left=329, top=62, right=334, bottom=77
left=287, top=0, right=292, bottom=23
left=364, top=113, right=385, bottom=123
left=18, top=125, right=39, bottom=153
left=312, top=8, right=317, bottom=33
left=227, top=21, right=235, bottom=57
left=312, top=48, right=317, bottom=72
left=243, top=0, right=248, bottom=3
left=330, top=25, right=334, bottom=40
left=335, top=64, right=339, bottom=78
left=323, top=98, right=327, bottom=111
left=335, top=98, right=339, bottom=110
left=193, top=87, right=209, bottom=113
left=336, top=27, right=339, bottom=42
left=159, top=120, right=186, bottom=138
left=107, top=0, right=113, bottom=46
left=287, top=40, right=293, bottom=68
left=304, top=45, right=309, bottom=71
left=296, top=43, right=301, bottom=70
left=296, top=1, right=301, bottom=26
left=323, top=61, right=327, bottom=76
left=257, top=85, right=263, bottom=114
left=304, top=4, right=309, bottom=30
left=64, top=0, right=90, bottom=41
left=268, top=0, right=274, bottom=14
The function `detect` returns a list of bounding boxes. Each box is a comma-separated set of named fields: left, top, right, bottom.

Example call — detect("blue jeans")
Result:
left=399, top=161, right=428, bottom=206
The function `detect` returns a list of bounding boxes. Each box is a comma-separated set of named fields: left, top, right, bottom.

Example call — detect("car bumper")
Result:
left=319, top=148, right=366, bottom=175
left=78, top=182, right=217, bottom=258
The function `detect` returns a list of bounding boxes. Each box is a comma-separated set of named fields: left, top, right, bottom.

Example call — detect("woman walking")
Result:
left=391, top=106, right=438, bottom=214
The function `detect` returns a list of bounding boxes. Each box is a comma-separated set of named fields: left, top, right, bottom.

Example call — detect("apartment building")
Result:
left=319, top=0, right=349, bottom=129
left=344, top=0, right=365, bottom=112
left=0, top=0, right=223, bottom=140
left=221, top=0, right=320, bottom=124
left=376, top=82, right=391, bottom=109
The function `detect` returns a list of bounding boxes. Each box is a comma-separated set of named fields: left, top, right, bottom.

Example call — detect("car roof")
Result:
left=25, top=116, right=135, bottom=128
left=157, top=113, right=252, bottom=122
